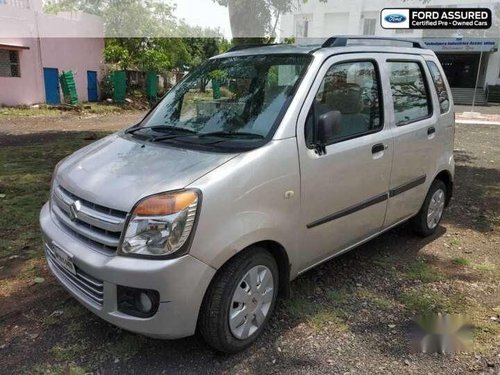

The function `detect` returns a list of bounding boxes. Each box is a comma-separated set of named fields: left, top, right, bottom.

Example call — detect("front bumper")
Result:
left=40, top=202, right=216, bottom=339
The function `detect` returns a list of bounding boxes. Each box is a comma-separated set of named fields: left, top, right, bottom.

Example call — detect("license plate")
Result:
left=51, top=244, right=76, bottom=275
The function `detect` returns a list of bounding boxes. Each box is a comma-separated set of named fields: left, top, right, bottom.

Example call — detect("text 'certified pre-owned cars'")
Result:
left=40, top=36, right=455, bottom=353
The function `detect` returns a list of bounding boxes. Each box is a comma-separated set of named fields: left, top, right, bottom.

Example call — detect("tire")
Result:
left=198, top=247, right=279, bottom=353
left=411, top=179, right=447, bottom=237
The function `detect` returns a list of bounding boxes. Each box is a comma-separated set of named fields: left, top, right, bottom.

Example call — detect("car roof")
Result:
left=213, top=37, right=436, bottom=60
left=213, top=44, right=320, bottom=58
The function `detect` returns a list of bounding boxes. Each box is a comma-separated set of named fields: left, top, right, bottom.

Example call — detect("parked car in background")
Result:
left=40, top=36, right=455, bottom=353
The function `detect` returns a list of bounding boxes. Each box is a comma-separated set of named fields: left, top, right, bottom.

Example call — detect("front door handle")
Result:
left=427, top=126, right=436, bottom=135
left=372, top=143, right=385, bottom=154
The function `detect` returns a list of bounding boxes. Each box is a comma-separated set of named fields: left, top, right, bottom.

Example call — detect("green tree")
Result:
left=103, top=43, right=130, bottom=69
left=45, top=1, right=228, bottom=73
left=215, top=0, right=430, bottom=43
left=45, top=0, right=177, bottom=37
left=104, top=36, right=225, bottom=73
left=213, top=0, right=326, bottom=40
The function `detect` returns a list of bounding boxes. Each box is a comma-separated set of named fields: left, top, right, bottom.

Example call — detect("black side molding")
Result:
left=306, top=175, right=427, bottom=229
left=307, top=193, right=388, bottom=229
left=389, top=175, right=426, bottom=198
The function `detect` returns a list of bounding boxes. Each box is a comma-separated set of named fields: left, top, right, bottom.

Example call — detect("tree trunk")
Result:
left=227, top=0, right=270, bottom=38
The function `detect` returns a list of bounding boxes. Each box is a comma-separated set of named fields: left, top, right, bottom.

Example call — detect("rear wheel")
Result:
left=199, top=247, right=278, bottom=353
left=411, top=179, right=447, bottom=237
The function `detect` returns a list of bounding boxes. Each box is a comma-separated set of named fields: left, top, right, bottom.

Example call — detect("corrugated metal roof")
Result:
left=0, top=43, right=30, bottom=50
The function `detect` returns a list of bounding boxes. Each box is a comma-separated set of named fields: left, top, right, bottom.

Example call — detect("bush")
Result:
left=100, top=70, right=114, bottom=100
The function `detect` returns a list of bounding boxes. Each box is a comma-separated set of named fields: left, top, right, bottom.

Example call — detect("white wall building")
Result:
left=280, top=0, right=500, bottom=104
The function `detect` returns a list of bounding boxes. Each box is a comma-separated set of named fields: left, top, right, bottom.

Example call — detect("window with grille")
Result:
left=0, top=50, right=20, bottom=77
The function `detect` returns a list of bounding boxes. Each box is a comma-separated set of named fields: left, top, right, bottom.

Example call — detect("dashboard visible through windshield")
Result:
left=131, top=54, right=312, bottom=151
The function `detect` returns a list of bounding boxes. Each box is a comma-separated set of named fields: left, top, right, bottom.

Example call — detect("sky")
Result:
left=173, top=0, right=232, bottom=38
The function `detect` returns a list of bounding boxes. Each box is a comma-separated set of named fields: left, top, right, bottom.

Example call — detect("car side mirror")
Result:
left=316, top=110, right=342, bottom=154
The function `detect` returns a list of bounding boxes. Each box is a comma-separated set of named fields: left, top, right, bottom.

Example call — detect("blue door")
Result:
left=87, top=71, right=98, bottom=102
left=43, top=68, right=60, bottom=105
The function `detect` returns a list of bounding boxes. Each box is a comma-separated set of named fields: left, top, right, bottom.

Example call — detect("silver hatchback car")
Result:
left=40, top=36, right=454, bottom=353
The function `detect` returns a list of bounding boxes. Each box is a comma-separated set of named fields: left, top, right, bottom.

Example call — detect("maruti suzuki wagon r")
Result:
left=40, top=36, right=455, bottom=353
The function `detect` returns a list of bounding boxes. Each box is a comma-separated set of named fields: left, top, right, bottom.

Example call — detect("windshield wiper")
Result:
left=153, top=131, right=264, bottom=145
left=149, top=125, right=197, bottom=135
left=198, top=131, right=264, bottom=139
left=151, top=134, right=196, bottom=142
left=125, top=125, right=197, bottom=136
left=124, top=126, right=143, bottom=134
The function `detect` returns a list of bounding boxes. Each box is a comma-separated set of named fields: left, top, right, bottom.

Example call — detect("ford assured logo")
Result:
left=384, top=14, right=407, bottom=23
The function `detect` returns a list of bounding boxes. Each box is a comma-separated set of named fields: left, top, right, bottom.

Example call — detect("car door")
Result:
left=382, top=55, right=439, bottom=228
left=296, top=54, right=394, bottom=271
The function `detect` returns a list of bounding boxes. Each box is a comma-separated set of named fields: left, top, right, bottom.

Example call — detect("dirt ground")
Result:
left=0, top=110, right=498, bottom=374
left=0, top=109, right=145, bottom=136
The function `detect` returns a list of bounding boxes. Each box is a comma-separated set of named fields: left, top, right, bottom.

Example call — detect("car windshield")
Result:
left=135, top=54, right=312, bottom=150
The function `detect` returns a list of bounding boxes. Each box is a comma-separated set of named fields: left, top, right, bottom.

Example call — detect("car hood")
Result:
left=55, top=133, right=238, bottom=212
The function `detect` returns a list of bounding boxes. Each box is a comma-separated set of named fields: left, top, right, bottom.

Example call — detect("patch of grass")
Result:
left=17, top=258, right=46, bottom=280
left=472, top=262, right=498, bottom=273
left=307, top=309, right=349, bottom=332
left=325, top=287, right=351, bottom=306
left=285, top=295, right=318, bottom=319
left=452, top=257, right=470, bottom=266
left=399, top=288, right=468, bottom=315
left=104, top=333, right=146, bottom=360
left=404, top=259, right=443, bottom=283
left=0, top=106, right=61, bottom=118
left=0, top=258, right=47, bottom=296
left=372, top=255, right=399, bottom=276
left=472, top=263, right=500, bottom=280
left=472, top=320, right=500, bottom=353
left=51, top=342, right=89, bottom=362
left=285, top=287, right=351, bottom=332
left=0, top=133, right=108, bottom=260
left=29, top=363, right=87, bottom=375
left=448, top=238, right=461, bottom=247
left=0, top=104, right=127, bottom=119
left=43, top=303, right=89, bottom=327
left=357, top=289, right=397, bottom=311
left=86, top=103, right=124, bottom=115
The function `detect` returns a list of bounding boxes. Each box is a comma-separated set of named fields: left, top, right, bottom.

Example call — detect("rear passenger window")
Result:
left=427, top=61, right=450, bottom=114
left=388, top=61, right=431, bottom=126
left=305, top=61, right=382, bottom=146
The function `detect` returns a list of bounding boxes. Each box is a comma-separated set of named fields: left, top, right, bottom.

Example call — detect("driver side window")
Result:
left=305, top=60, right=383, bottom=147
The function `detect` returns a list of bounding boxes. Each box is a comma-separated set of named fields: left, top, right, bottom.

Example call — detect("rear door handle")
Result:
left=372, top=143, right=385, bottom=154
left=427, top=126, right=436, bottom=135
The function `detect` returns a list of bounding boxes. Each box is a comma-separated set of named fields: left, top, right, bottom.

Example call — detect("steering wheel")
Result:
left=221, top=107, right=246, bottom=129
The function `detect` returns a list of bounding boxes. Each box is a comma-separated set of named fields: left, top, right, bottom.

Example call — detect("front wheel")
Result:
left=411, top=179, right=447, bottom=237
left=198, top=247, right=278, bottom=353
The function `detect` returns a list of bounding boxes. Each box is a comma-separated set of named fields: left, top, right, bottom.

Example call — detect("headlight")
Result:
left=49, top=158, right=66, bottom=208
left=119, top=190, right=200, bottom=258
left=51, top=158, right=66, bottom=189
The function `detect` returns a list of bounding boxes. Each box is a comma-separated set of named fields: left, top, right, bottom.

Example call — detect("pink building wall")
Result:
left=0, top=37, right=104, bottom=106
left=0, top=38, right=44, bottom=106
left=40, top=37, right=105, bottom=103
left=0, top=0, right=105, bottom=106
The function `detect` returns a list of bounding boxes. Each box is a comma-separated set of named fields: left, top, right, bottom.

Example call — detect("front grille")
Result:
left=51, top=184, right=128, bottom=253
left=45, top=243, right=104, bottom=306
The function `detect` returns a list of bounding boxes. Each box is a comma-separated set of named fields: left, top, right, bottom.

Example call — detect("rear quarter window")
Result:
left=426, top=61, right=450, bottom=114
